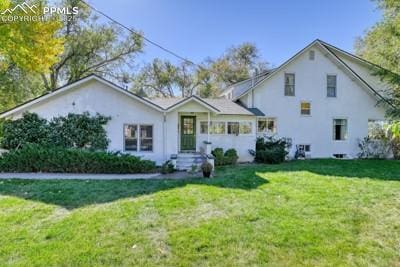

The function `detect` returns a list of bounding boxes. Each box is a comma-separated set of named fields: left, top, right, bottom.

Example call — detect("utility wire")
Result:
left=78, top=0, right=268, bottom=83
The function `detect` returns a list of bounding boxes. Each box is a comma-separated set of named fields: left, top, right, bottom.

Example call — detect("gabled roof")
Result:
left=150, top=96, right=255, bottom=115
left=232, top=39, right=393, bottom=107
left=1, top=75, right=256, bottom=118
left=0, top=74, right=165, bottom=118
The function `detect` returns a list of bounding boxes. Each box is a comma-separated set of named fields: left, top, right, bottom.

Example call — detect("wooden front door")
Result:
left=181, top=116, right=196, bottom=151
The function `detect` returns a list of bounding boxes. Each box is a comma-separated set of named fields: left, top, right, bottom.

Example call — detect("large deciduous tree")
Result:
left=0, top=0, right=64, bottom=73
left=131, top=43, right=268, bottom=98
left=41, top=0, right=143, bottom=91
left=356, top=0, right=400, bottom=158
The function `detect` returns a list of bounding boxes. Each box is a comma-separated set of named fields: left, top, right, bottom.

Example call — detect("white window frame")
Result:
left=333, top=118, right=348, bottom=141
left=327, top=74, right=337, bottom=98
left=257, top=117, right=277, bottom=134
left=284, top=73, right=295, bottom=96
left=123, top=124, right=154, bottom=152
left=298, top=144, right=311, bottom=153
left=300, top=101, right=311, bottom=116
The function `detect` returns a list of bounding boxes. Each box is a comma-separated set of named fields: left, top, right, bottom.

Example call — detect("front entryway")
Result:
left=180, top=116, right=196, bottom=151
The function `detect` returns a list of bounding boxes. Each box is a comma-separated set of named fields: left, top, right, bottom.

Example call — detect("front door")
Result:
left=181, top=116, right=196, bottom=151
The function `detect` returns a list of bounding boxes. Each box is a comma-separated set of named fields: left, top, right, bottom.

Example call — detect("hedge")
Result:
left=0, top=145, right=156, bottom=174
left=211, top=147, right=238, bottom=166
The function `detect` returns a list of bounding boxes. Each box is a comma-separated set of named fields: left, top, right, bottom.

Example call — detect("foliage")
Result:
left=160, top=160, right=175, bottom=174
left=1, top=113, right=50, bottom=149
left=41, top=0, right=143, bottom=90
left=132, top=43, right=268, bottom=98
left=357, top=137, right=391, bottom=159
left=255, top=136, right=291, bottom=164
left=201, top=161, right=213, bottom=176
left=211, top=147, right=238, bottom=166
left=0, top=144, right=156, bottom=173
left=0, top=0, right=64, bottom=73
left=387, top=121, right=400, bottom=159
left=48, top=113, right=110, bottom=150
left=224, top=149, right=239, bottom=165
left=0, top=66, right=45, bottom=113
left=355, top=0, right=400, bottom=116
left=0, top=112, right=110, bottom=150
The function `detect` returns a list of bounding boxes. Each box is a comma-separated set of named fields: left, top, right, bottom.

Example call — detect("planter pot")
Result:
left=203, top=171, right=211, bottom=178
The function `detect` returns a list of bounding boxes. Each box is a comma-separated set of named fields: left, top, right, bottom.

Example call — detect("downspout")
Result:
left=163, top=112, right=167, bottom=161
left=207, top=111, right=210, bottom=143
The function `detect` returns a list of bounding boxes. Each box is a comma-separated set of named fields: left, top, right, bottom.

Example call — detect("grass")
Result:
left=0, top=159, right=399, bottom=266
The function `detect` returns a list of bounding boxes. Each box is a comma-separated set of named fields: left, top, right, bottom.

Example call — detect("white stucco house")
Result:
left=0, top=39, right=392, bottom=168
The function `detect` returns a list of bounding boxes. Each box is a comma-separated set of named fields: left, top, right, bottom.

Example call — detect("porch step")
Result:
left=176, top=153, right=205, bottom=171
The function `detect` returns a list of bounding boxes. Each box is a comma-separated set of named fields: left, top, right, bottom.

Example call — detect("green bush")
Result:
left=212, top=147, right=238, bottom=166
left=255, top=137, right=290, bottom=164
left=224, top=149, right=239, bottom=165
left=255, top=147, right=286, bottom=164
left=0, top=145, right=156, bottom=174
left=0, top=112, right=110, bottom=150
left=160, top=160, right=175, bottom=174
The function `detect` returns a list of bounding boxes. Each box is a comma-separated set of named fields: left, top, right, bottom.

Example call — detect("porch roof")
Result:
left=149, top=97, right=255, bottom=115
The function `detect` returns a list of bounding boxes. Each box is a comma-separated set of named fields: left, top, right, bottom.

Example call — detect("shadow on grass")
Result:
left=0, top=159, right=398, bottom=209
left=0, top=170, right=268, bottom=209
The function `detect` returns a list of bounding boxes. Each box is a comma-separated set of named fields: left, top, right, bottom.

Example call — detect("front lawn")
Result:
left=0, top=159, right=399, bottom=266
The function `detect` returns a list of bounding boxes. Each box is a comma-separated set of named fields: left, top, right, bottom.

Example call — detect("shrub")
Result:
left=255, top=147, right=286, bottom=164
left=255, top=136, right=290, bottom=164
left=224, top=149, right=239, bottom=165
left=161, top=160, right=175, bottom=174
left=1, top=113, right=50, bottom=149
left=358, top=136, right=391, bottom=159
left=212, top=147, right=238, bottom=166
left=0, top=145, right=156, bottom=174
left=0, top=112, right=110, bottom=150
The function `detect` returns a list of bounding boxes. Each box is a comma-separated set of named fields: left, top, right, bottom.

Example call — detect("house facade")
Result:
left=0, top=40, right=391, bottom=167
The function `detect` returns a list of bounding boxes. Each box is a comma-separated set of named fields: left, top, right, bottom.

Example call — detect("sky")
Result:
left=89, top=0, right=381, bottom=68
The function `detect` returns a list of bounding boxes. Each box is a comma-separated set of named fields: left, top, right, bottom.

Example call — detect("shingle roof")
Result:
left=148, top=97, right=254, bottom=115
left=245, top=108, right=265, bottom=116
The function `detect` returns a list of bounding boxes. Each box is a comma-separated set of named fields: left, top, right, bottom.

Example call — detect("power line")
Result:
left=78, top=0, right=198, bottom=66
left=77, top=0, right=268, bottom=82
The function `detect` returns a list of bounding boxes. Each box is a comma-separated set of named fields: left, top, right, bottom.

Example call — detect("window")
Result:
left=300, top=102, right=311, bottom=115
left=309, top=50, right=315, bottom=60
left=200, top=121, right=208, bottom=134
left=140, top=125, right=153, bottom=151
left=333, top=119, right=347, bottom=141
left=124, top=124, right=153, bottom=152
left=257, top=118, right=276, bottom=133
left=298, top=144, right=311, bottom=152
left=333, top=154, right=346, bottom=159
left=210, top=121, right=225, bottom=134
left=227, top=122, right=239, bottom=135
left=327, top=75, right=337, bottom=97
left=284, top=73, right=295, bottom=96
left=239, top=122, right=252, bottom=134
left=124, top=124, right=138, bottom=151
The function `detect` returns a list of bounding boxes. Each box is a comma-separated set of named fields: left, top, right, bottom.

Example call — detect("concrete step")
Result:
left=176, top=153, right=205, bottom=170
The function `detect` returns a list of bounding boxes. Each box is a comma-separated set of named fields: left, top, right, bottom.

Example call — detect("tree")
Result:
left=41, top=0, right=143, bottom=91
left=356, top=0, right=400, bottom=158
left=132, top=43, right=268, bottom=98
left=0, top=0, right=64, bottom=73
left=0, top=66, right=45, bottom=112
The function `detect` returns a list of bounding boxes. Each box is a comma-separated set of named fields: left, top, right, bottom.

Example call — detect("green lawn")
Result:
left=0, top=159, right=399, bottom=266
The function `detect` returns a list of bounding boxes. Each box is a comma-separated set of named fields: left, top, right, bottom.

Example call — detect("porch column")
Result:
left=207, top=111, right=210, bottom=142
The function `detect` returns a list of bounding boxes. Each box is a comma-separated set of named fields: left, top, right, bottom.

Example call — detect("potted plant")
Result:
left=201, top=161, right=213, bottom=178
